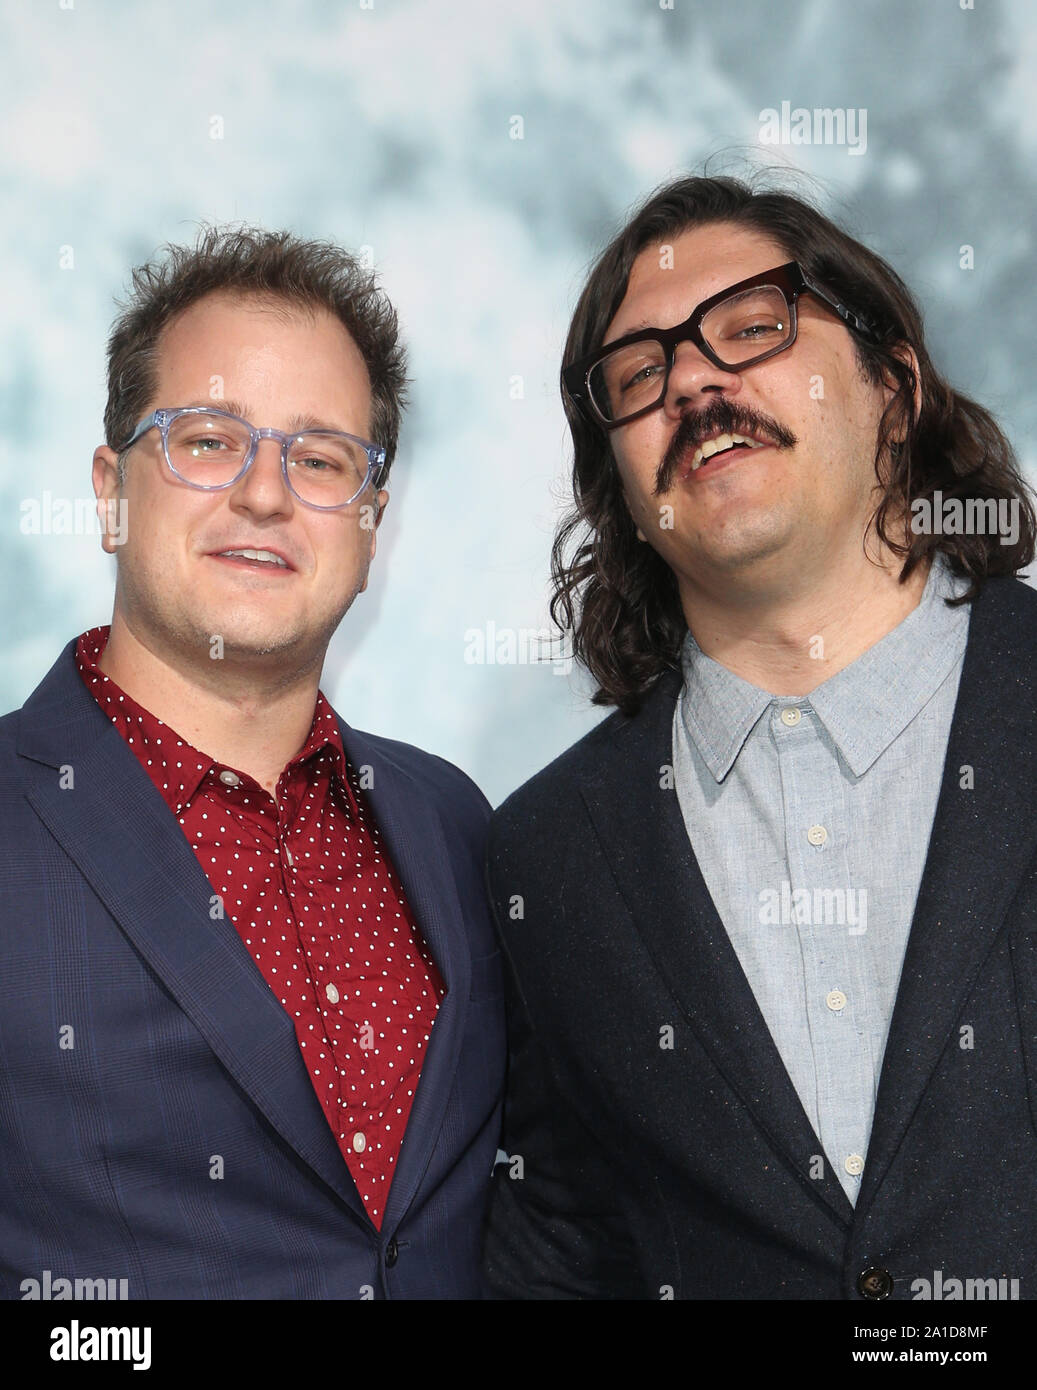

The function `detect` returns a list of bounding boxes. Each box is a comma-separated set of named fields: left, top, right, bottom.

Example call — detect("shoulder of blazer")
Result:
left=490, top=667, right=684, bottom=845
left=969, top=568, right=1037, bottom=623
left=323, top=713, right=494, bottom=849
left=0, top=636, right=92, bottom=788
left=487, top=567, right=1037, bottom=842
left=0, top=708, right=18, bottom=761
left=0, top=641, right=493, bottom=846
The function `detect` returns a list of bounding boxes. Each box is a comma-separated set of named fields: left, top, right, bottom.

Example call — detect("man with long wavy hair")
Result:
left=482, top=175, right=1037, bottom=1300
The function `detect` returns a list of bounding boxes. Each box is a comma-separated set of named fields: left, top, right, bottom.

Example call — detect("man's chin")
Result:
left=674, top=518, right=797, bottom=576
left=214, top=629, right=309, bottom=660
left=181, top=613, right=310, bottom=663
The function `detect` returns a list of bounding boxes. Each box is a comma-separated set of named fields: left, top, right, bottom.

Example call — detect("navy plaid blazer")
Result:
left=0, top=640, right=504, bottom=1299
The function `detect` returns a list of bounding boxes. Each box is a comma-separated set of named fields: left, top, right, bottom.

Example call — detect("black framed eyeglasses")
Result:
left=562, top=261, right=877, bottom=429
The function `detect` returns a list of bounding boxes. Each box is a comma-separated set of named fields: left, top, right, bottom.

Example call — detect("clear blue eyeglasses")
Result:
left=120, top=406, right=387, bottom=510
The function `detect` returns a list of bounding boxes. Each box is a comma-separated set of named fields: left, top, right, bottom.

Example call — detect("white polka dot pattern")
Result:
left=76, top=627, right=445, bottom=1230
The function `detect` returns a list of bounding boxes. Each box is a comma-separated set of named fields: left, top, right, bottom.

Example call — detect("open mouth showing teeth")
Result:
left=690, top=432, right=768, bottom=471
left=216, top=548, right=289, bottom=568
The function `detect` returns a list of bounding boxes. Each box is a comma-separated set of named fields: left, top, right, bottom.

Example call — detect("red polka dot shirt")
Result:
left=75, top=626, right=445, bottom=1230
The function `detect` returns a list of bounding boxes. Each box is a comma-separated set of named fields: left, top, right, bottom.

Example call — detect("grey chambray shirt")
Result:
left=671, top=552, right=972, bottom=1204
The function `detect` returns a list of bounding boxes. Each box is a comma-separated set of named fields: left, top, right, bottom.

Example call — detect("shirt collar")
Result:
left=75, top=625, right=354, bottom=817
left=677, top=553, right=973, bottom=783
left=288, top=689, right=356, bottom=814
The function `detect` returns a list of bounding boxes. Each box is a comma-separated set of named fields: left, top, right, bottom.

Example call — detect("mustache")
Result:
left=654, top=401, right=797, bottom=496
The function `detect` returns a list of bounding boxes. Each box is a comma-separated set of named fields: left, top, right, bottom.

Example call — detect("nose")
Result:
left=661, top=339, right=743, bottom=421
left=229, top=435, right=294, bottom=518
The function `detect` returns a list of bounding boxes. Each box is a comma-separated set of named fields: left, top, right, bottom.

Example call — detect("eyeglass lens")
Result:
left=164, top=412, right=371, bottom=505
left=588, top=284, right=792, bottom=423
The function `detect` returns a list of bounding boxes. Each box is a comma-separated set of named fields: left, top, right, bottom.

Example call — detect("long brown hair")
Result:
left=551, top=175, right=1035, bottom=715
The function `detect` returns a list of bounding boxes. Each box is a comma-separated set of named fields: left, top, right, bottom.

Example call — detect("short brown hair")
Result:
left=105, top=224, right=408, bottom=474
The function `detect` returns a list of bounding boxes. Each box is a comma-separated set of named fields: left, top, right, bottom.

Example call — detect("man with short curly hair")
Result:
left=0, top=227, right=504, bottom=1300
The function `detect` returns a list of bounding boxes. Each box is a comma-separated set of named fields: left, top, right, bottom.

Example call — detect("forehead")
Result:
left=608, top=222, right=791, bottom=338
left=154, top=291, right=370, bottom=391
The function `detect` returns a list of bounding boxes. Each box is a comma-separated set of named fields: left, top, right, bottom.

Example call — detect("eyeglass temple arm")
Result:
left=803, top=277, right=875, bottom=337
left=118, top=410, right=163, bottom=453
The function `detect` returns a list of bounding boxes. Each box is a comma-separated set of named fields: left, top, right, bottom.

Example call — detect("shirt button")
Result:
left=858, top=1267, right=894, bottom=1300
left=218, top=769, right=240, bottom=788
left=325, top=983, right=340, bottom=1005
left=826, top=989, right=847, bottom=1012
left=845, top=1153, right=865, bottom=1177
left=780, top=707, right=802, bottom=727
left=807, top=824, right=828, bottom=847
left=352, top=1131, right=367, bottom=1153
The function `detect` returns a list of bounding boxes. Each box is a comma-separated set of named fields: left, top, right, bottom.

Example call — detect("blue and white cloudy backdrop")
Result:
left=2, top=0, right=1033, bottom=805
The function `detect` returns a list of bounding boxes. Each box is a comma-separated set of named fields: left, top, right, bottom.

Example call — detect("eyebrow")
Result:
left=177, top=399, right=349, bottom=434
left=609, top=310, right=686, bottom=340
left=614, top=267, right=791, bottom=339
left=603, top=317, right=661, bottom=347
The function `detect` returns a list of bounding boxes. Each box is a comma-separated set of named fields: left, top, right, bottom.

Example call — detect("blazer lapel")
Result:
left=17, top=643, right=370, bottom=1225
left=336, top=719, right=472, bottom=1232
left=578, top=669, right=854, bottom=1226
left=857, top=575, right=1037, bottom=1219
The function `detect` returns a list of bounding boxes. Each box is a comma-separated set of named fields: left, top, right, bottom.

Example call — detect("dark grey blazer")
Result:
left=483, top=573, right=1037, bottom=1300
